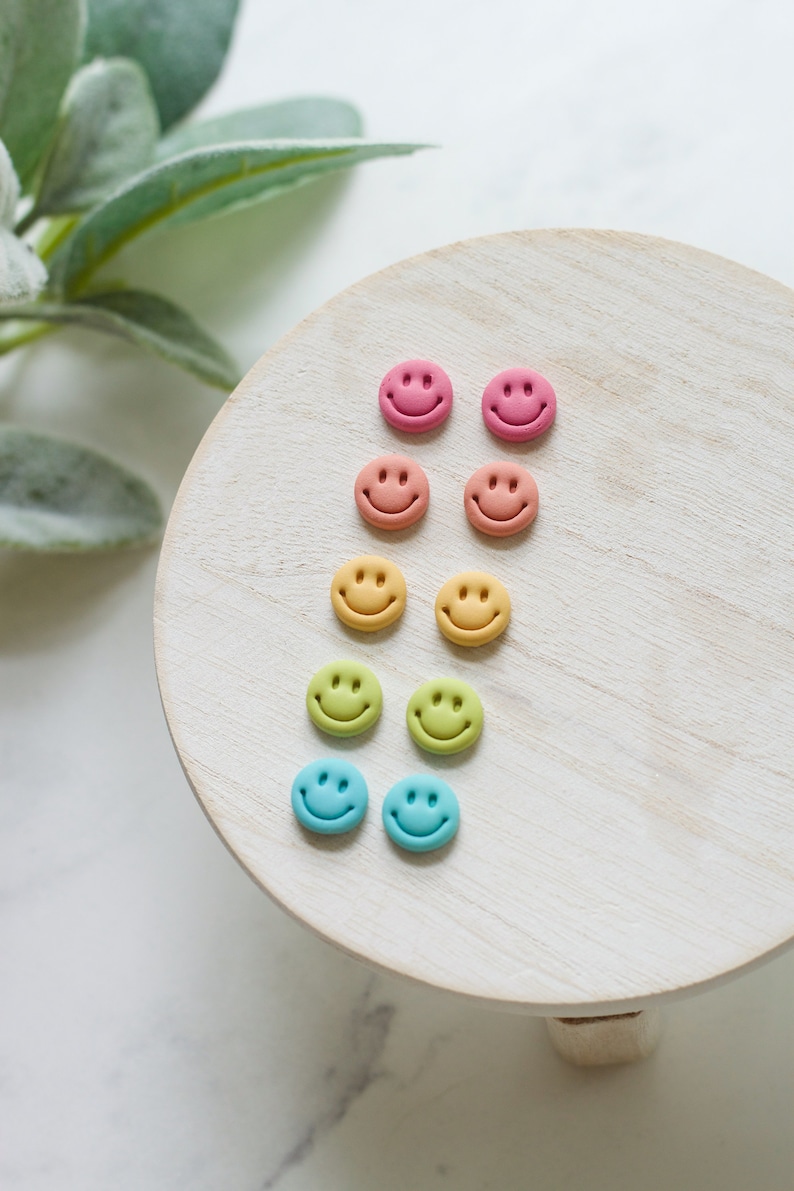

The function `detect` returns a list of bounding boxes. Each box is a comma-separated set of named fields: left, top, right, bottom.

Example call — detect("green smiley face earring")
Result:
left=307, top=660, right=382, bottom=737
left=406, top=677, right=483, bottom=755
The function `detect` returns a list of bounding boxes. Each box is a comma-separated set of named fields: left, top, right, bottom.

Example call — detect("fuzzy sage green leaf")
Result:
left=156, top=98, right=364, bottom=159
left=48, top=140, right=424, bottom=295
left=83, top=0, right=240, bottom=131
left=0, top=228, right=47, bottom=304
left=0, top=289, right=239, bottom=388
left=33, top=58, right=160, bottom=219
left=0, top=140, right=47, bottom=303
left=0, top=426, right=162, bottom=549
left=0, top=136, right=19, bottom=226
left=0, top=0, right=85, bottom=187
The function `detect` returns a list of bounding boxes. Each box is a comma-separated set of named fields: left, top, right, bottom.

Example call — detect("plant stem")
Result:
left=0, top=320, right=57, bottom=356
left=13, top=208, right=39, bottom=237
left=34, top=215, right=78, bottom=263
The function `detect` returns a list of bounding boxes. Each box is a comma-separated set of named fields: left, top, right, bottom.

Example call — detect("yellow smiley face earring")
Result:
left=435, top=571, right=510, bottom=646
left=331, top=555, right=406, bottom=631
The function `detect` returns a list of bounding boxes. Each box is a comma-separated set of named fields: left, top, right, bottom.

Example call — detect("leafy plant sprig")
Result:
left=0, top=0, right=422, bottom=550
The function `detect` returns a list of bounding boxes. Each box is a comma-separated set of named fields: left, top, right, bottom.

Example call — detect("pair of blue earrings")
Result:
left=291, top=758, right=459, bottom=854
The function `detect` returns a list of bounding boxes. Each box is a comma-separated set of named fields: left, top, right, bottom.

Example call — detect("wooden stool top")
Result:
left=154, top=230, right=794, bottom=1014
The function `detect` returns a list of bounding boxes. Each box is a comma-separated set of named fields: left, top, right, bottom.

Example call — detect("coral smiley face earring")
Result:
left=464, top=461, right=539, bottom=537
left=354, top=454, right=429, bottom=530
left=482, top=367, right=556, bottom=442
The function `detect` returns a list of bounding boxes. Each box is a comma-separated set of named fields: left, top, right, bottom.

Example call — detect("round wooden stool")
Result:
left=154, top=230, right=794, bottom=1065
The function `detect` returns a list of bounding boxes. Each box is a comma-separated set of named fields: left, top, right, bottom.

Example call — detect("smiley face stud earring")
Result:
left=306, top=661, right=383, bottom=736
left=464, top=461, right=539, bottom=537
left=379, top=359, right=453, bottom=433
left=330, top=555, right=407, bottom=631
left=482, top=367, right=556, bottom=442
left=435, top=571, right=510, bottom=646
left=354, top=454, right=429, bottom=530
left=406, top=678, right=483, bottom=755
left=382, top=774, right=460, bottom=852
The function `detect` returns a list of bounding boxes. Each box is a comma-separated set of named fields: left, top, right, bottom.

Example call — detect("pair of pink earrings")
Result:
left=354, top=454, right=539, bottom=539
left=378, top=358, right=557, bottom=443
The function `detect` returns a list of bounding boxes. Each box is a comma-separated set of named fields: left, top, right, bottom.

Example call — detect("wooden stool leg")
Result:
left=545, top=1010, right=661, bottom=1066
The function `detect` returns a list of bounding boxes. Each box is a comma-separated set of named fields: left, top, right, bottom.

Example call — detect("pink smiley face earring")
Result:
left=482, top=367, right=556, bottom=442
left=379, top=359, right=453, bottom=433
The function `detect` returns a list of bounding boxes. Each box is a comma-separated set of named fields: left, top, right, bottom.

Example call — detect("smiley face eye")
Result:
left=379, top=469, right=387, bottom=483
left=423, top=374, right=432, bottom=389
left=453, top=697, right=462, bottom=712
left=318, top=771, right=328, bottom=785
left=338, top=778, right=348, bottom=792
left=432, top=691, right=442, bottom=706
left=332, top=675, right=340, bottom=689
left=503, top=383, right=511, bottom=397
left=489, top=474, right=497, bottom=490
left=524, top=381, right=533, bottom=396
left=428, top=793, right=438, bottom=807
left=480, top=588, right=489, bottom=602
left=399, top=471, right=408, bottom=485
left=509, top=478, right=518, bottom=493
left=403, top=373, right=411, bottom=386
left=352, top=678, right=360, bottom=693
left=376, top=573, right=385, bottom=587
left=459, top=585, right=467, bottom=600
left=407, top=790, right=416, bottom=804
left=356, top=570, right=364, bottom=584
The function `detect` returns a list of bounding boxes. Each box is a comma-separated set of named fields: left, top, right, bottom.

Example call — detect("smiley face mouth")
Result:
left=362, top=489, right=419, bottom=517
left=489, top=401, right=548, bottom=429
left=315, top=695, right=371, bottom=722
left=441, top=606, right=501, bottom=632
left=386, top=391, right=444, bottom=417
left=414, top=710, right=472, bottom=742
left=300, top=791, right=356, bottom=821
left=390, top=810, right=450, bottom=838
left=471, top=495, right=529, bottom=521
left=338, top=588, right=396, bottom=617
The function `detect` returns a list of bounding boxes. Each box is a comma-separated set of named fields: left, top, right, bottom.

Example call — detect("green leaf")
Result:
left=83, top=0, right=240, bottom=131
left=0, top=227, right=47, bottom=304
left=0, top=137, right=20, bottom=227
left=0, top=0, right=85, bottom=186
left=1, top=142, right=48, bottom=300
left=0, top=289, right=239, bottom=388
left=34, top=58, right=160, bottom=218
left=0, top=426, right=162, bottom=550
left=47, top=139, right=424, bottom=295
left=156, top=97, right=363, bottom=159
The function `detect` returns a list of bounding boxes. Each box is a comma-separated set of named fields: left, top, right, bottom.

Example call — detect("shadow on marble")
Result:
left=0, top=549, right=153, bottom=654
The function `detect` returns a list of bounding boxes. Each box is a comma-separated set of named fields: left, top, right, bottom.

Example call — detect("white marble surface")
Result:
left=2, top=1, right=793, bottom=1187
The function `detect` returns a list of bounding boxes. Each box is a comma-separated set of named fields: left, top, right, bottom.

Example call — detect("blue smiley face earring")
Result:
left=292, top=759, right=368, bottom=834
left=382, top=774, right=460, bottom=853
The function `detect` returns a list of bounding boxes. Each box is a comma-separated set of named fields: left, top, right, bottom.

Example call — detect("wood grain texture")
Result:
left=154, top=230, right=794, bottom=1014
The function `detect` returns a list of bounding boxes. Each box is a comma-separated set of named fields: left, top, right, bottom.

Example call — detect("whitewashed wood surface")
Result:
left=154, top=229, right=794, bottom=1014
